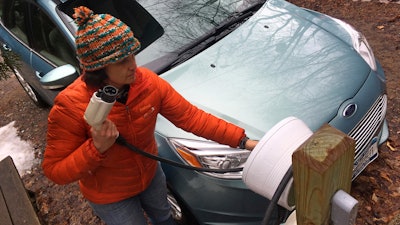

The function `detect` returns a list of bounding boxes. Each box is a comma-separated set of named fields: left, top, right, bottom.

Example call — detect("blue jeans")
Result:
left=88, top=164, right=176, bottom=225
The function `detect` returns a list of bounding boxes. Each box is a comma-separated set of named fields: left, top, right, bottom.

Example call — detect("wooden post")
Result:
left=292, top=124, right=355, bottom=225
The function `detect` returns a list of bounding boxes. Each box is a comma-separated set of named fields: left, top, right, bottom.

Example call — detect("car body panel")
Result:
left=0, top=0, right=76, bottom=105
left=156, top=0, right=372, bottom=138
left=152, top=0, right=388, bottom=223
left=156, top=133, right=273, bottom=224
left=0, top=25, right=59, bottom=104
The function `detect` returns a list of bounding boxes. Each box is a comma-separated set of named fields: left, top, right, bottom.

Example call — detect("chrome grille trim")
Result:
left=349, top=94, right=387, bottom=158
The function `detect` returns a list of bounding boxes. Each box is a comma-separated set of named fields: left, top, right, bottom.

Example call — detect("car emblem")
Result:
left=342, top=103, right=357, bottom=118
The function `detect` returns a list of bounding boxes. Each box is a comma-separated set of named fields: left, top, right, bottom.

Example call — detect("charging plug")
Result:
left=84, top=85, right=118, bottom=130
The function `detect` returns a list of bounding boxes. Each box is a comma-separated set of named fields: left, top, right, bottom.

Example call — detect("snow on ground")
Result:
left=0, top=121, right=37, bottom=176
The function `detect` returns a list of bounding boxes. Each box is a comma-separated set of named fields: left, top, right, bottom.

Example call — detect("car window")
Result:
left=0, top=0, right=77, bottom=68
left=135, top=0, right=255, bottom=65
left=30, top=5, right=77, bottom=67
left=0, top=0, right=29, bottom=44
left=57, top=0, right=163, bottom=53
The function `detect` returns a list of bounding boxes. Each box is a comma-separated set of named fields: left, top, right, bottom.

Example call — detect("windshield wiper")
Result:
left=171, top=2, right=265, bottom=65
left=145, top=2, right=265, bottom=74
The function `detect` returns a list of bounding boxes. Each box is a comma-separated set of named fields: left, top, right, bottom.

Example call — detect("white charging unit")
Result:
left=242, top=117, right=313, bottom=210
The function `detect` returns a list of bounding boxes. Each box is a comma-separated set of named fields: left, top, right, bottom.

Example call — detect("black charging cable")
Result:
left=117, top=135, right=291, bottom=225
left=89, top=85, right=243, bottom=174
left=262, top=166, right=293, bottom=225
left=116, top=135, right=244, bottom=173
left=102, top=84, right=289, bottom=224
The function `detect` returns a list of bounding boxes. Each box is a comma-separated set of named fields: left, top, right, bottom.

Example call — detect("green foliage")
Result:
left=0, top=48, right=20, bottom=81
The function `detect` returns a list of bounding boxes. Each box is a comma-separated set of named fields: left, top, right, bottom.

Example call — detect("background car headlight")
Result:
left=168, top=138, right=251, bottom=179
left=331, top=17, right=377, bottom=71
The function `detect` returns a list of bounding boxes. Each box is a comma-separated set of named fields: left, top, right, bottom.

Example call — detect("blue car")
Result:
left=0, top=0, right=388, bottom=224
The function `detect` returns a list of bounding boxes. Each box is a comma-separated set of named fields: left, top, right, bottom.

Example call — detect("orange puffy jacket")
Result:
left=42, top=67, right=246, bottom=204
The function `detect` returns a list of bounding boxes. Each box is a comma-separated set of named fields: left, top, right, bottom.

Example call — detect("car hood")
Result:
left=157, top=0, right=370, bottom=139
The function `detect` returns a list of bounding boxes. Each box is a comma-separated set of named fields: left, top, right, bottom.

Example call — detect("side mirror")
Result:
left=40, top=64, right=78, bottom=89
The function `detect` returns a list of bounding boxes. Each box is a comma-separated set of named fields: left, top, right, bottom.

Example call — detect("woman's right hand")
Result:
left=91, top=119, right=119, bottom=154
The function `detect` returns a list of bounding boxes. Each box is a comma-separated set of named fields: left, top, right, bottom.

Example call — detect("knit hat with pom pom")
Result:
left=73, top=6, right=141, bottom=71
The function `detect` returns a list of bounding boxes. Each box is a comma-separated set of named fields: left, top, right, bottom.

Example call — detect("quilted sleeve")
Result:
left=42, top=91, right=104, bottom=185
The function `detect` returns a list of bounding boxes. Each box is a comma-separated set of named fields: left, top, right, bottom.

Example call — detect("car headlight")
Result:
left=168, top=138, right=251, bottom=179
left=352, top=31, right=377, bottom=71
left=331, top=17, right=377, bottom=71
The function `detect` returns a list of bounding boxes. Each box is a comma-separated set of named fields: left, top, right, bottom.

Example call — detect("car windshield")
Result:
left=135, top=0, right=266, bottom=67
left=59, top=0, right=266, bottom=70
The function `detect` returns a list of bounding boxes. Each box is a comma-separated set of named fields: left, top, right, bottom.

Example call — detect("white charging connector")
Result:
left=84, top=85, right=118, bottom=130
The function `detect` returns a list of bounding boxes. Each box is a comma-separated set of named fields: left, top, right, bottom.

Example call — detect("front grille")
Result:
left=348, top=94, right=387, bottom=178
left=349, top=94, right=387, bottom=157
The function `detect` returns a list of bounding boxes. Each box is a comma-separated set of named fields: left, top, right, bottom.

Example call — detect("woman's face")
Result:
left=104, top=54, right=137, bottom=89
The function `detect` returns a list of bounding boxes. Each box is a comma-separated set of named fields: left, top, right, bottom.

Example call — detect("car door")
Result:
left=0, top=0, right=49, bottom=105
left=0, top=0, right=77, bottom=106
left=28, top=1, right=77, bottom=76
left=0, top=0, right=32, bottom=69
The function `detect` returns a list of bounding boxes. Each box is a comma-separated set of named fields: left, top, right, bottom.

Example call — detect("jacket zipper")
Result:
left=124, top=105, right=135, bottom=143
left=124, top=105, right=146, bottom=189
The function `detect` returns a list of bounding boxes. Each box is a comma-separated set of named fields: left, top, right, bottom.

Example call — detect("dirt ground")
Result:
left=0, top=0, right=399, bottom=224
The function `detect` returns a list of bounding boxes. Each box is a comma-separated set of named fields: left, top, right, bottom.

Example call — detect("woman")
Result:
left=42, top=6, right=257, bottom=225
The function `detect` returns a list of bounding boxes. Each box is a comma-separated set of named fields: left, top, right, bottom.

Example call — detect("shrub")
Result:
left=0, top=48, right=19, bottom=81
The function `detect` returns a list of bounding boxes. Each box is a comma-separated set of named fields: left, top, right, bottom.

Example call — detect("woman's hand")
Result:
left=91, top=119, right=119, bottom=153
left=245, top=139, right=259, bottom=151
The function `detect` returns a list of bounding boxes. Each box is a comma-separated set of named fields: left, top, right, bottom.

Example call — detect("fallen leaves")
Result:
left=387, top=141, right=397, bottom=151
left=380, top=170, right=393, bottom=183
left=377, top=25, right=385, bottom=30
left=371, top=193, right=379, bottom=204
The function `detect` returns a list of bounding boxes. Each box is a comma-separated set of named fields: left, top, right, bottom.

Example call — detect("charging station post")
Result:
left=291, top=124, right=356, bottom=225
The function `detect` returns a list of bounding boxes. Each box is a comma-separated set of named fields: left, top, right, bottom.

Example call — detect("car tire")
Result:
left=13, top=67, right=47, bottom=107
left=167, top=188, right=199, bottom=225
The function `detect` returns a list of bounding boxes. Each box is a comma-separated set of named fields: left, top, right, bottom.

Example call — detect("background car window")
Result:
left=1, top=0, right=29, bottom=44
left=1, top=0, right=77, bottom=68
left=30, top=6, right=77, bottom=67
left=135, top=0, right=247, bottom=65
left=57, top=0, right=163, bottom=53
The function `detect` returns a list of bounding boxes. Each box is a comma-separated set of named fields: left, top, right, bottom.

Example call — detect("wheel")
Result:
left=167, top=188, right=199, bottom=225
left=13, top=68, right=47, bottom=107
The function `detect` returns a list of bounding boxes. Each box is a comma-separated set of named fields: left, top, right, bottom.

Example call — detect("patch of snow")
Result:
left=0, top=121, right=38, bottom=176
